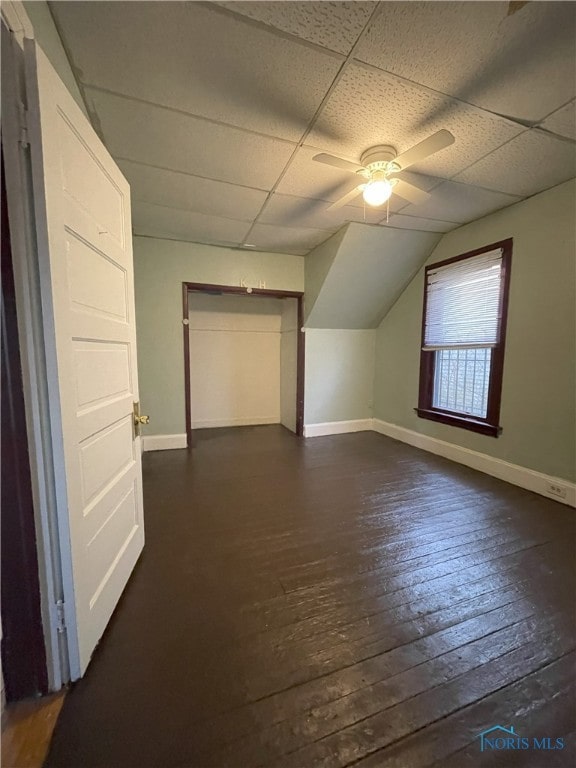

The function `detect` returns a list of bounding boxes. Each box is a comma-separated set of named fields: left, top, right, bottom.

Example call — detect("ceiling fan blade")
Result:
left=313, top=153, right=365, bottom=174
left=394, top=130, right=455, bottom=170
left=326, top=185, right=364, bottom=210
left=393, top=179, right=431, bottom=205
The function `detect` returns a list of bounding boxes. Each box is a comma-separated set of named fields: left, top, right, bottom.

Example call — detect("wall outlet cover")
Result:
left=546, top=482, right=567, bottom=499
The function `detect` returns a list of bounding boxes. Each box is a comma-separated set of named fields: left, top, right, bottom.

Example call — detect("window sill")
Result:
left=415, top=408, right=501, bottom=437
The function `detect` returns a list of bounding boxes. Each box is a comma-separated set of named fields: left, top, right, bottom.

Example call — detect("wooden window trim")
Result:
left=416, top=238, right=513, bottom=437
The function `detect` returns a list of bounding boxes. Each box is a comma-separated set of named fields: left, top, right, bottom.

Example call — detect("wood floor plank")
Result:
left=355, top=653, right=575, bottom=768
left=273, top=638, right=575, bottom=768
left=240, top=534, right=554, bottom=634
left=43, top=427, right=575, bottom=768
left=205, top=611, right=573, bottom=766
left=183, top=604, right=542, bottom=760
left=1, top=692, right=65, bottom=768
left=237, top=540, right=568, bottom=646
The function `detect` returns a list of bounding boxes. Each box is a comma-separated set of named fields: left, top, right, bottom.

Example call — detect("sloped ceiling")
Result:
left=305, top=223, right=441, bottom=328
left=49, top=0, right=576, bottom=255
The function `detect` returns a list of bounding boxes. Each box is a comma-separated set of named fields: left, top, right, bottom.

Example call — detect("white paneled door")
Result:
left=24, top=41, right=145, bottom=677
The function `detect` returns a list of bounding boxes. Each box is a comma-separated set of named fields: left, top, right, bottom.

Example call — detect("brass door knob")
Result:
left=133, top=402, right=149, bottom=437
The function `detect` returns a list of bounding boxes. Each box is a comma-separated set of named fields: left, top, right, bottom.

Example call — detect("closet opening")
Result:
left=182, top=283, right=304, bottom=448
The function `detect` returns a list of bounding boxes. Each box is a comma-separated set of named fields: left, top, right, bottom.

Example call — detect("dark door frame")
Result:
left=182, top=282, right=305, bottom=447
left=1, top=148, right=49, bottom=701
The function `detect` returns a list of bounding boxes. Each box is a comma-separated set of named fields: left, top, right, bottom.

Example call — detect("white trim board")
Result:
left=372, top=419, right=576, bottom=509
left=191, top=417, right=278, bottom=429
left=303, top=419, right=373, bottom=438
left=142, top=434, right=187, bottom=452
left=1, top=1, right=34, bottom=44
left=1, top=20, right=67, bottom=690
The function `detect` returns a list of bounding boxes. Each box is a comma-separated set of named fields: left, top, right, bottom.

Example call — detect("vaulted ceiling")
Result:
left=50, top=1, right=576, bottom=255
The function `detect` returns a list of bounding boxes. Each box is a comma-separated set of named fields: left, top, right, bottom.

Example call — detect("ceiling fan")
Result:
left=312, top=129, right=455, bottom=211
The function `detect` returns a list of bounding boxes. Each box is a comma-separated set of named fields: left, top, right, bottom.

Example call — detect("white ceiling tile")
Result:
left=248, top=223, right=330, bottom=255
left=398, top=181, right=521, bottom=224
left=215, top=1, right=376, bottom=54
left=52, top=0, right=343, bottom=142
left=117, top=160, right=268, bottom=222
left=356, top=1, right=576, bottom=123
left=87, top=89, right=294, bottom=190
left=384, top=215, right=458, bottom=233
left=49, top=0, right=575, bottom=252
left=455, top=131, right=576, bottom=196
left=306, top=63, right=524, bottom=179
left=275, top=145, right=366, bottom=202
left=540, top=100, right=576, bottom=141
left=132, top=202, right=251, bottom=246
left=258, top=193, right=384, bottom=230
left=277, top=145, right=438, bottom=210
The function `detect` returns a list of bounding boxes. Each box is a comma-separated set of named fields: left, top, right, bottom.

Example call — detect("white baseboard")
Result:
left=191, top=417, right=278, bottom=429
left=142, top=433, right=187, bottom=452
left=304, top=419, right=373, bottom=438
left=373, top=419, right=576, bottom=508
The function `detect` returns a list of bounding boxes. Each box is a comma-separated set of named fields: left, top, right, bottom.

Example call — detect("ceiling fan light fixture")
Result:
left=362, top=178, right=393, bottom=207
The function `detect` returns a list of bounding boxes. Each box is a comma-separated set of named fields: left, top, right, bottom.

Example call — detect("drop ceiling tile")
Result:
left=215, top=1, right=376, bottom=54
left=306, top=63, right=524, bottom=179
left=117, top=160, right=267, bottom=222
left=356, top=1, right=576, bottom=123
left=276, top=145, right=438, bottom=211
left=248, top=223, right=330, bottom=255
left=52, top=0, right=343, bottom=141
left=132, top=202, right=251, bottom=246
left=87, top=89, right=294, bottom=190
left=455, top=131, right=576, bottom=196
left=384, top=215, right=458, bottom=233
left=275, top=146, right=365, bottom=203
left=258, top=193, right=384, bottom=230
left=398, top=181, right=521, bottom=224
left=540, top=100, right=576, bottom=141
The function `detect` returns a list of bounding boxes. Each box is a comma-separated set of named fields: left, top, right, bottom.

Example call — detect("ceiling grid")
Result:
left=49, top=0, right=576, bottom=255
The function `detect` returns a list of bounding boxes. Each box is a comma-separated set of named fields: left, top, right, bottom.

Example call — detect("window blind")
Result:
left=423, top=248, right=504, bottom=350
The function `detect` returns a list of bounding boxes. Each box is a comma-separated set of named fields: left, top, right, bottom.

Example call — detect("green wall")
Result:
left=304, top=228, right=346, bottom=321
left=374, top=179, right=576, bottom=482
left=133, top=237, right=304, bottom=435
left=305, top=223, right=441, bottom=329
left=305, top=330, right=375, bottom=423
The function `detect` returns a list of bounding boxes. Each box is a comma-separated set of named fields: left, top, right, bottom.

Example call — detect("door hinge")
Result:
left=18, top=103, right=29, bottom=147
left=55, top=599, right=66, bottom=633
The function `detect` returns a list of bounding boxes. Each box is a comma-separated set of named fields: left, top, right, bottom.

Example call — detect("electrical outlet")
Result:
left=546, top=482, right=567, bottom=500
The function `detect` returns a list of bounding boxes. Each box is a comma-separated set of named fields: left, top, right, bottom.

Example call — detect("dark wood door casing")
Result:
left=1, top=149, right=49, bottom=701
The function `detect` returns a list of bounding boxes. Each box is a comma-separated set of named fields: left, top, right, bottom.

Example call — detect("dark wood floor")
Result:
left=45, top=426, right=575, bottom=767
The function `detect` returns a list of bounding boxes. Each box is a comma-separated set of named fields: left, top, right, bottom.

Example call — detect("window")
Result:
left=416, top=239, right=512, bottom=437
